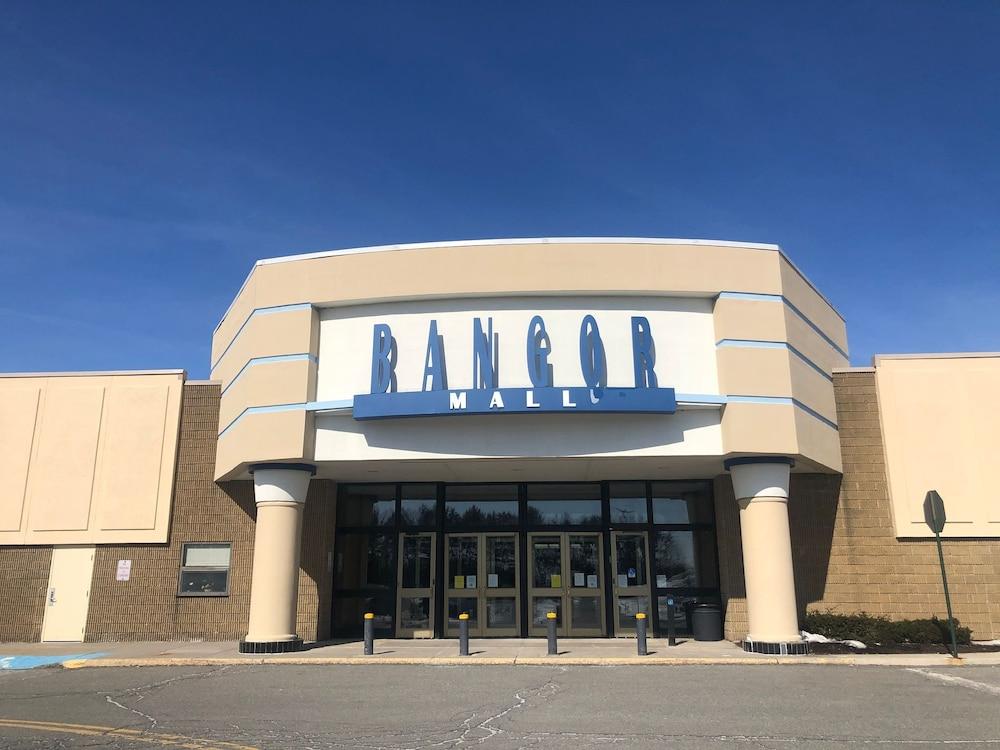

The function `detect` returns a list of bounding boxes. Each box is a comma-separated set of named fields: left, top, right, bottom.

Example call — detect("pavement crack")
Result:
left=103, top=694, right=158, bottom=730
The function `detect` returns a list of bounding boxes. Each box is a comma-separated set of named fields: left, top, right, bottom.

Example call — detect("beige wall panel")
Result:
left=27, top=385, right=105, bottom=532
left=721, top=402, right=799, bottom=457
left=92, top=385, right=169, bottom=532
left=247, top=243, right=785, bottom=313
left=215, top=409, right=311, bottom=480
left=0, top=386, right=40, bottom=534
left=716, top=347, right=793, bottom=398
left=777, top=257, right=848, bottom=352
left=877, top=356, right=1000, bottom=537
left=787, top=356, right=838, bottom=424
left=218, top=358, right=315, bottom=430
left=712, top=297, right=788, bottom=343
left=791, top=407, right=843, bottom=473
left=212, top=273, right=258, bottom=363
left=782, top=306, right=849, bottom=374
left=211, top=307, right=315, bottom=387
left=0, top=372, right=183, bottom=546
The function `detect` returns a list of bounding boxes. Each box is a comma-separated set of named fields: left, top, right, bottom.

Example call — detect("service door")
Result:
left=41, top=546, right=96, bottom=642
left=611, top=531, right=652, bottom=636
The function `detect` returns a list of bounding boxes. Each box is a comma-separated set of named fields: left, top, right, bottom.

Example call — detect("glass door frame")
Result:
left=526, top=531, right=606, bottom=637
left=395, top=531, right=436, bottom=637
left=610, top=530, right=652, bottom=636
left=444, top=532, right=520, bottom=637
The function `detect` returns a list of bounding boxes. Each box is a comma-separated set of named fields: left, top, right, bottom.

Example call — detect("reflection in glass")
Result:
left=527, top=501, right=602, bottom=525
left=333, top=592, right=394, bottom=635
left=569, top=535, right=599, bottom=586
left=651, top=482, right=713, bottom=524
left=532, top=537, right=561, bottom=587
left=615, top=534, right=648, bottom=586
left=400, top=597, right=430, bottom=630
left=609, top=482, right=648, bottom=524
left=334, top=533, right=394, bottom=590
left=653, top=530, right=718, bottom=588
left=445, top=501, right=519, bottom=526
left=448, top=536, right=478, bottom=585
left=448, top=597, right=478, bottom=627
left=400, top=485, right=437, bottom=526
left=486, top=597, right=517, bottom=628
left=617, top=596, right=649, bottom=629
left=486, top=536, right=516, bottom=588
left=532, top=597, right=562, bottom=626
left=401, top=535, right=432, bottom=588
left=338, top=485, right=396, bottom=526
left=570, top=596, right=602, bottom=629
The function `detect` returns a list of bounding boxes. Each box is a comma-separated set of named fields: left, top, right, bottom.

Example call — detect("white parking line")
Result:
left=907, top=668, right=1000, bottom=697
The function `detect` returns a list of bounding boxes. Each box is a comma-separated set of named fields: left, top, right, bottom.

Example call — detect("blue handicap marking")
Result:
left=0, top=652, right=106, bottom=670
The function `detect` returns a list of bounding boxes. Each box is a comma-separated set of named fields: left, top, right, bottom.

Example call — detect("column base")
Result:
left=743, top=639, right=810, bottom=655
left=238, top=638, right=303, bottom=654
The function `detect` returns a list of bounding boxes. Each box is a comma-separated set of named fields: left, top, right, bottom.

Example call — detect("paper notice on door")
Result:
left=587, top=574, right=598, bottom=588
left=466, top=575, right=477, bottom=589
left=573, top=572, right=585, bottom=587
left=454, top=576, right=465, bottom=589
left=617, top=574, right=629, bottom=587
left=550, top=574, right=561, bottom=588
left=656, top=574, right=668, bottom=588
left=487, top=573, right=499, bottom=588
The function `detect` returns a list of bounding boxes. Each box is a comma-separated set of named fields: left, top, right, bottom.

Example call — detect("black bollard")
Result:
left=363, top=612, right=375, bottom=655
left=635, top=612, right=648, bottom=656
left=546, top=611, right=558, bottom=655
left=458, top=613, right=470, bottom=656
left=665, top=598, right=676, bottom=647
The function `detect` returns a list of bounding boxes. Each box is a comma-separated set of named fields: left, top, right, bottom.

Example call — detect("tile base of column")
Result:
left=239, top=638, right=303, bottom=654
left=743, top=639, right=810, bottom=655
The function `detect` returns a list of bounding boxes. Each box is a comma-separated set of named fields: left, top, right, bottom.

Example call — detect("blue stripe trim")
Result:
left=717, top=292, right=849, bottom=359
left=211, top=303, right=313, bottom=372
left=220, top=354, right=318, bottom=396
left=218, top=392, right=838, bottom=437
left=716, top=339, right=833, bottom=382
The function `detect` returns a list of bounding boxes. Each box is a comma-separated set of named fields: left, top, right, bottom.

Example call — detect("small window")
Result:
left=178, top=543, right=231, bottom=596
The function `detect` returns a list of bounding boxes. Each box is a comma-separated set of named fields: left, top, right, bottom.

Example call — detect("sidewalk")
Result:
left=3, top=638, right=998, bottom=669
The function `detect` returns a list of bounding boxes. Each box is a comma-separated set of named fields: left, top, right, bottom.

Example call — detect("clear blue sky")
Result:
left=2, top=2, right=998, bottom=378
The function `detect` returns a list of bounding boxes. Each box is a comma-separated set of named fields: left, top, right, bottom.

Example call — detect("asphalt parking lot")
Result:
left=1, top=663, right=998, bottom=749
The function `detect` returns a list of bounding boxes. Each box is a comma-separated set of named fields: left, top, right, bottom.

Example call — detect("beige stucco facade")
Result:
left=210, top=239, right=848, bottom=482
left=873, top=353, right=1000, bottom=538
left=0, top=371, right=184, bottom=545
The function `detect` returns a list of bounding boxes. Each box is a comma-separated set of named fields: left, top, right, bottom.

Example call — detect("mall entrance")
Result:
left=331, top=481, right=720, bottom=639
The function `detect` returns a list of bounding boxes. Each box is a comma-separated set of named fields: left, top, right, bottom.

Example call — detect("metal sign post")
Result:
left=923, top=490, right=959, bottom=658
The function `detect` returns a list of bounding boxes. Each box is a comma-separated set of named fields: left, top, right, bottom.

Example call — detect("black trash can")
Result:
left=691, top=603, right=724, bottom=641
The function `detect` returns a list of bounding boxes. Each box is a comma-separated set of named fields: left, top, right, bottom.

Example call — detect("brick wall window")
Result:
left=177, top=543, right=231, bottom=597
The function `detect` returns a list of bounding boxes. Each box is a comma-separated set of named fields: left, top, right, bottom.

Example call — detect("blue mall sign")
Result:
left=353, top=314, right=677, bottom=420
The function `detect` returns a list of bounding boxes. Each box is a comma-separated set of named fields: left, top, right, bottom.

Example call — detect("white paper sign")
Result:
left=573, top=572, right=585, bottom=587
left=656, top=574, right=668, bottom=588
left=116, top=560, right=132, bottom=582
left=587, top=574, right=598, bottom=588
left=466, top=575, right=477, bottom=589
left=487, top=574, right=499, bottom=588
left=617, top=574, right=629, bottom=587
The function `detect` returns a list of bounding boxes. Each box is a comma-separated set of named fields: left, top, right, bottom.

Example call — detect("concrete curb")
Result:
left=60, top=655, right=974, bottom=669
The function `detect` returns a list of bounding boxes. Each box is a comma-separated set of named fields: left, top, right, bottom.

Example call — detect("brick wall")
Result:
left=85, top=383, right=337, bottom=643
left=717, top=370, right=1000, bottom=640
left=0, top=546, right=51, bottom=642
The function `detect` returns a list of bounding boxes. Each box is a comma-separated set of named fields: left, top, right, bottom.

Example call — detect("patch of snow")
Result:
left=800, top=631, right=867, bottom=649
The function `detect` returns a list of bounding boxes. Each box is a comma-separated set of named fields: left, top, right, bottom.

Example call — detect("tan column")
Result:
left=240, top=464, right=314, bottom=654
left=725, top=458, right=802, bottom=647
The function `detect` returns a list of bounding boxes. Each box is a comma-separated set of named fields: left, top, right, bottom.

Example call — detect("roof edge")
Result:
left=0, top=369, right=186, bottom=378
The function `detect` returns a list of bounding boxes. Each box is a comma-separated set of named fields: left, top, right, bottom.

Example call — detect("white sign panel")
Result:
left=116, top=559, right=132, bottom=582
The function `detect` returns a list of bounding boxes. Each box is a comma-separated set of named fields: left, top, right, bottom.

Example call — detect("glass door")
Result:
left=528, top=532, right=604, bottom=637
left=396, top=532, right=435, bottom=637
left=446, top=533, right=520, bottom=636
left=611, top=531, right=651, bottom=636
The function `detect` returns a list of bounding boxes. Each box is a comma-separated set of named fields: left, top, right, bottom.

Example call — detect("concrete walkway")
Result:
left=3, top=638, right=999, bottom=668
